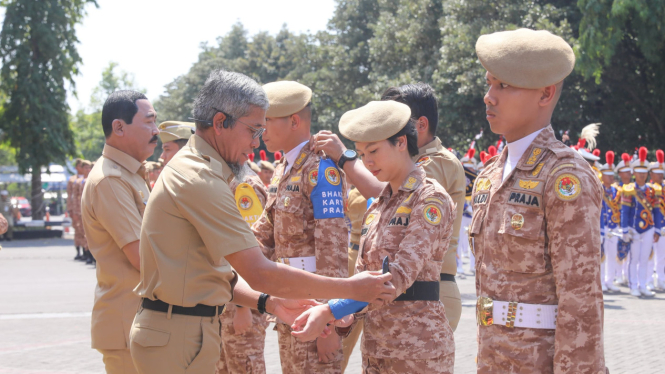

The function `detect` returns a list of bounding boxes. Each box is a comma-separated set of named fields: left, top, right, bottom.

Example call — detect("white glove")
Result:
left=622, top=231, right=632, bottom=243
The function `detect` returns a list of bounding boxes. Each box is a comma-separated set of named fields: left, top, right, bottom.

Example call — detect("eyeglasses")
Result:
left=189, top=108, right=265, bottom=140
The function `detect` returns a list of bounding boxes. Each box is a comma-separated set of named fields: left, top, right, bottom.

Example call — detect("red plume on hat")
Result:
left=467, top=148, right=476, bottom=159
left=621, top=153, right=631, bottom=165
left=576, top=138, right=586, bottom=150
left=488, top=146, right=497, bottom=158
left=592, top=149, right=600, bottom=157
left=605, top=151, right=614, bottom=166
left=479, top=151, right=488, bottom=164
left=274, top=151, right=282, bottom=161
left=248, top=153, right=255, bottom=162
left=657, top=149, right=664, bottom=164
left=259, top=150, right=267, bottom=161
left=639, top=147, right=648, bottom=163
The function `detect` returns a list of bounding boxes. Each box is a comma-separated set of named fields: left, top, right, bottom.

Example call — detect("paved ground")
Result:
left=0, top=239, right=664, bottom=373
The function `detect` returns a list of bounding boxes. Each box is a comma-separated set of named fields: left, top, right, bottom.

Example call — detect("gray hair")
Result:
left=192, top=70, right=269, bottom=129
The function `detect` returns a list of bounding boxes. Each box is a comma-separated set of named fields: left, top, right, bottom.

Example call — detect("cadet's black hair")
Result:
left=387, top=119, right=419, bottom=157
left=173, top=139, right=189, bottom=149
left=101, top=90, right=148, bottom=137
left=381, top=83, right=438, bottom=137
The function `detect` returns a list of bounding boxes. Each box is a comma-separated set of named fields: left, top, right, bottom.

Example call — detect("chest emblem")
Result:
left=532, top=163, right=545, bottom=177
left=308, top=170, right=318, bottom=186
left=518, top=180, right=540, bottom=190
left=476, top=178, right=492, bottom=191
left=403, top=177, right=417, bottom=190
left=526, top=148, right=543, bottom=165
left=555, top=174, right=582, bottom=201
left=325, top=167, right=341, bottom=186
left=365, top=213, right=376, bottom=225
left=511, top=213, right=525, bottom=230
left=423, top=204, right=442, bottom=225
left=416, top=156, right=431, bottom=167
left=284, top=196, right=291, bottom=207
left=396, top=206, right=412, bottom=214
left=238, top=196, right=253, bottom=210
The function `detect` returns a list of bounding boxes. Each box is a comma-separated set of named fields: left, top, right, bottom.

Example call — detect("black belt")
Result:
left=394, top=281, right=440, bottom=301
left=141, top=298, right=224, bottom=317
left=350, top=243, right=359, bottom=251
left=439, top=273, right=456, bottom=283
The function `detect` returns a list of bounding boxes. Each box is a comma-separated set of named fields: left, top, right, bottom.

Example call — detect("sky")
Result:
left=68, top=0, right=336, bottom=111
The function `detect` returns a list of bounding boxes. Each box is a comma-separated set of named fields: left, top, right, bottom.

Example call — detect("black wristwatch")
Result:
left=338, top=149, right=358, bottom=169
left=257, top=293, right=271, bottom=314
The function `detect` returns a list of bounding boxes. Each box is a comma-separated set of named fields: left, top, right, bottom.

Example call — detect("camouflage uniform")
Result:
left=351, top=168, right=455, bottom=373
left=217, top=172, right=270, bottom=374
left=413, top=137, right=466, bottom=330
left=470, top=126, right=607, bottom=373
left=252, top=143, right=348, bottom=374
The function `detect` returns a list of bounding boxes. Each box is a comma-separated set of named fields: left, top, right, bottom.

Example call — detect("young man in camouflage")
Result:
left=252, top=81, right=348, bottom=373
left=470, top=29, right=607, bottom=373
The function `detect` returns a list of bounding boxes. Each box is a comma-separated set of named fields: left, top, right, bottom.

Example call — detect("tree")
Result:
left=0, top=0, right=97, bottom=219
left=71, top=62, right=143, bottom=161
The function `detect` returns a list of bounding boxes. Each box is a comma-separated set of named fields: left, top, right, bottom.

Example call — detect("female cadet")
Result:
left=291, top=100, right=456, bottom=373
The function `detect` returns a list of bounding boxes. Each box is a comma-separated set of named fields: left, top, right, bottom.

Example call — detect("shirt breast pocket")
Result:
left=495, top=206, right=547, bottom=274
left=274, top=194, right=305, bottom=237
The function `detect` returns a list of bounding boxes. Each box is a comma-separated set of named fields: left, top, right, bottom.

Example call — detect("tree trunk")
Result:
left=31, top=165, right=44, bottom=220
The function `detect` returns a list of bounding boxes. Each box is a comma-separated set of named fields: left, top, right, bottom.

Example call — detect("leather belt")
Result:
left=350, top=243, right=360, bottom=251
left=439, top=273, right=456, bottom=283
left=141, top=298, right=224, bottom=317
left=477, top=296, right=557, bottom=329
left=394, top=281, right=439, bottom=301
left=278, top=256, right=316, bottom=272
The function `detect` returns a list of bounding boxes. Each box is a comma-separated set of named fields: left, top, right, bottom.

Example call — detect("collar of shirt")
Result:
left=102, top=144, right=143, bottom=174
left=417, top=136, right=442, bottom=157
left=283, top=140, right=309, bottom=175
left=377, top=167, right=426, bottom=199
left=502, top=127, right=545, bottom=181
left=187, top=134, right=234, bottom=183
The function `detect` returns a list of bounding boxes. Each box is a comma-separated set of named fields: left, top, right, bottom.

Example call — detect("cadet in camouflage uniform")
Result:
left=252, top=81, right=348, bottom=374
left=217, top=171, right=271, bottom=374
left=291, top=100, right=456, bottom=373
left=471, top=29, right=606, bottom=373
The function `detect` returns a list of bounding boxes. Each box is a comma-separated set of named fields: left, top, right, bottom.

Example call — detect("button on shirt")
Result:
left=134, top=135, right=259, bottom=307
left=81, top=144, right=150, bottom=349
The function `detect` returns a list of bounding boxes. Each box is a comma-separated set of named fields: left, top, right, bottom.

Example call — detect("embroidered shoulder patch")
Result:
left=475, top=178, right=492, bottom=191
left=526, top=148, right=543, bottom=165
left=416, top=156, right=431, bottom=167
left=532, top=163, right=545, bottom=177
left=423, top=204, right=442, bottom=225
left=555, top=174, right=582, bottom=201
left=403, top=177, right=418, bottom=190
left=308, top=170, right=318, bottom=186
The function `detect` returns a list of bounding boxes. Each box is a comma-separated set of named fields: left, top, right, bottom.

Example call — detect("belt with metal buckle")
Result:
left=278, top=256, right=316, bottom=272
left=476, top=296, right=558, bottom=329
left=350, top=243, right=360, bottom=251
left=142, top=298, right=224, bottom=317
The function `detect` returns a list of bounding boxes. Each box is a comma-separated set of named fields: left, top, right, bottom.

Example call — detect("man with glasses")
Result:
left=130, top=72, right=393, bottom=374
left=251, top=81, right=348, bottom=374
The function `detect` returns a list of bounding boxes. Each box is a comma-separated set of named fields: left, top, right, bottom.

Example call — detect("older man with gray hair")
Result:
left=129, top=70, right=394, bottom=374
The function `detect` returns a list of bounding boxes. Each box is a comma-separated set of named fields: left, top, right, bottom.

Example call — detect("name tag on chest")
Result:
left=507, top=191, right=541, bottom=208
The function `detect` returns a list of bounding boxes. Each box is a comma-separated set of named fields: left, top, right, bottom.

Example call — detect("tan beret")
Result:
left=476, top=28, right=575, bottom=89
left=263, top=81, right=312, bottom=117
left=158, top=121, right=195, bottom=143
left=248, top=161, right=261, bottom=174
left=339, top=101, right=411, bottom=142
left=258, top=160, right=275, bottom=172
left=80, top=160, right=92, bottom=167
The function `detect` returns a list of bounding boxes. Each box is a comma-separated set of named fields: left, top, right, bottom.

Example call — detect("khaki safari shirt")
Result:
left=81, top=144, right=150, bottom=350
left=413, top=137, right=466, bottom=275
left=470, top=126, right=605, bottom=373
left=134, top=135, right=258, bottom=307
left=354, top=168, right=455, bottom=360
left=347, top=187, right=367, bottom=246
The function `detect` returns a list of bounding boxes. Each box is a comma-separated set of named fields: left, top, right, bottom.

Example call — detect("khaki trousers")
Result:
left=97, top=348, right=138, bottom=374
left=439, top=279, right=462, bottom=331
left=130, top=307, right=221, bottom=374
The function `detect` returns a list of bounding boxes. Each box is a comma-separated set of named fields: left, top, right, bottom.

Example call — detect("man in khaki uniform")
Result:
left=471, top=29, right=606, bottom=373
left=158, top=121, right=195, bottom=166
left=130, top=70, right=394, bottom=374
left=81, top=90, right=158, bottom=374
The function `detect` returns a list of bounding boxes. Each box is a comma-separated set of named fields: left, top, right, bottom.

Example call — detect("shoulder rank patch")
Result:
left=396, top=206, right=412, bottom=214
left=423, top=204, right=442, bottom=225
left=416, top=156, right=431, bottom=167
left=526, top=148, right=543, bottom=165
left=555, top=173, right=582, bottom=201
left=308, top=169, right=318, bottom=186
left=403, top=177, right=418, bottom=190
left=475, top=177, right=492, bottom=191
left=507, top=191, right=541, bottom=208
left=532, top=163, right=545, bottom=177
left=311, top=158, right=344, bottom=218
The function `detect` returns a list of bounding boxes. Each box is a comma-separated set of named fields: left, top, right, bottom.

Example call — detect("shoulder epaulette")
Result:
left=622, top=183, right=635, bottom=195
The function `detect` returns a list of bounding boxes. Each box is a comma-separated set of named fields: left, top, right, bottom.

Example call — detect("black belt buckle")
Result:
left=141, top=298, right=224, bottom=317
left=394, top=281, right=440, bottom=301
left=440, top=273, right=456, bottom=283
left=350, top=243, right=359, bottom=251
